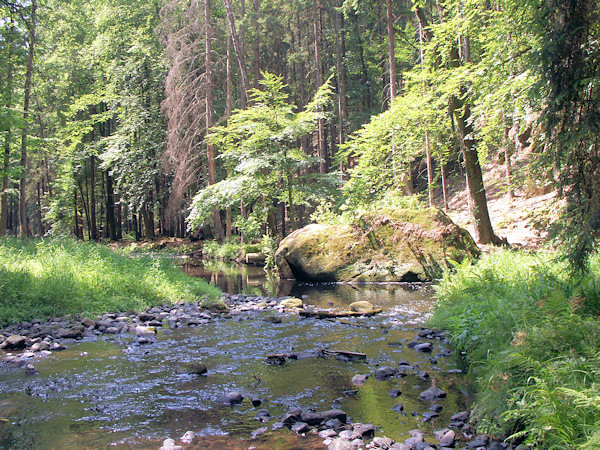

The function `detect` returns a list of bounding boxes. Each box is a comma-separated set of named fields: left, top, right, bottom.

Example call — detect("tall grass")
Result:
left=0, top=238, right=221, bottom=325
left=431, top=250, right=600, bottom=448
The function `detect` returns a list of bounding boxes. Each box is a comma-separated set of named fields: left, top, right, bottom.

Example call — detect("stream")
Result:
left=0, top=261, right=472, bottom=449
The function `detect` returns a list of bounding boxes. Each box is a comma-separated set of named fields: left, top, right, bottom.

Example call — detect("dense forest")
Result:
left=2, top=0, right=599, bottom=266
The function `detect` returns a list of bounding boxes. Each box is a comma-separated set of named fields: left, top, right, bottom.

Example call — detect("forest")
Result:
left=1, top=0, right=600, bottom=448
left=0, top=0, right=596, bottom=265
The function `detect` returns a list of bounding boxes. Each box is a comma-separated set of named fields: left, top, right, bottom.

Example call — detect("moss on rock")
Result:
left=275, top=208, right=480, bottom=282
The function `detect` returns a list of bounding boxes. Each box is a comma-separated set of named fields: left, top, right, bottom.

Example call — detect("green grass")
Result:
left=430, top=250, right=600, bottom=449
left=0, top=238, right=222, bottom=325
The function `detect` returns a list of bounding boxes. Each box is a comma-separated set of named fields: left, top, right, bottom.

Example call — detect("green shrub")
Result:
left=202, top=239, right=243, bottom=261
left=0, top=238, right=221, bottom=324
left=431, top=250, right=600, bottom=448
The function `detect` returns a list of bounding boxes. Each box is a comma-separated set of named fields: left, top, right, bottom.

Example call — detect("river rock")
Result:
left=217, top=391, right=244, bottom=405
left=281, top=409, right=303, bottom=426
left=275, top=208, right=480, bottom=282
left=176, top=362, right=207, bottom=375
left=436, top=429, right=455, bottom=448
left=30, top=341, right=50, bottom=352
left=414, top=343, right=433, bottom=353
left=419, top=386, right=447, bottom=401
left=375, top=366, right=398, bottom=380
left=328, top=438, right=354, bottom=450
left=159, top=438, right=182, bottom=450
left=291, top=421, right=310, bottom=433
left=25, top=363, right=38, bottom=376
left=372, top=437, right=395, bottom=448
left=351, top=373, right=369, bottom=386
left=450, top=411, right=469, bottom=423
left=251, top=427, right=268, bottom=438
left=280, top=298, right=303, bottom=309
left=254, top=409, right=270, bottom=421
left=180, top=431, right=197, bottom=445
left=81, top=317, right=95, bottom=328
left=0, top=335, right=27, bottom=350
left=135, top=326, right=156, bottom=336
left=467, top=435, right=489, bottom=448
left=138, top=313, right=155, bottom=322
left=352, top=423, right=375, bottom=438
left=349, top=301, right=377, bottom=314
left=319, top=429, right=338, bottom=439
left=392, top=403, right=404, bottom=413
left=56, top=327, right=84, bottom=339
left=301, top=409, right=347, bottom=426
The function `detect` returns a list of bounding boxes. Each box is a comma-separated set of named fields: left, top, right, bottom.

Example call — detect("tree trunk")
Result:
left=105, top=171, right=117, bottom=240
left=503, top=112, right=514, bottom=201
left=206, top=0, right=225, bottom=241
left=252, top=0, right=260, bottom=88
left=334, top=0, right=347, bottom=161
left=223, top=0, right=249, bottom=106
left=0, top=18, right=15, bottom=237
left=386, top=0, right=397, bottom=101
left=418, top=19, right=434, bottom=207
left=441, top=163, right=449, bottom=211
left=89, top=155, right=98, bottom=240
left=449, top=36, right=498, bottom=244
left=19, top=0, right=37, bottom=238
left=313, top=0, right=326, bottom=174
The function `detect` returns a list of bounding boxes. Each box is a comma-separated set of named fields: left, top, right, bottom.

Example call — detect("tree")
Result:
left=188, top=73, right=336, bottom=237
left=536, top=0, right=600, bottom=270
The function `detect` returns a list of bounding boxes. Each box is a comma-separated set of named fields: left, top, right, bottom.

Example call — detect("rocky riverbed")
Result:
left=1, top=290, right=515, bottom=449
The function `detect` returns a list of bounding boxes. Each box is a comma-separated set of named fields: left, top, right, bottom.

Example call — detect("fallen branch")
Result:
left=299, top=309, right=382, bottom=319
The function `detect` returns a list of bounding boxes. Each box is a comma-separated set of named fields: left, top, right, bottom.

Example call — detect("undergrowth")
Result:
left=430, top=250, right=600, bottom=449
left=0, top=238, right=221, bottom=325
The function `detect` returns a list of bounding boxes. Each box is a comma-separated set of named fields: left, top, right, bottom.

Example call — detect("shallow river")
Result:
left=0, top=261, right=471, bottom=449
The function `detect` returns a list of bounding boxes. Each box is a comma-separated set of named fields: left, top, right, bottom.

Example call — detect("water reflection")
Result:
left=0, top=261, right=470, bottom=448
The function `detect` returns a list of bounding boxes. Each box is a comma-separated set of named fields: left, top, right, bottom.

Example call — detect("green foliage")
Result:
left=0, top=237, right=220, bottom=325
left=201, top=240, right=243, bottom=262
left=188, top=72, right=338, bottom=233
left=431, top=250, right=600, bottom=447
left=260, top=233, right=278, bottom=271
left=533, top=0, right=600, bottom=272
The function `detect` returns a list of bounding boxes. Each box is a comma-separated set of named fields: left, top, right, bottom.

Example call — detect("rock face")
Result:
left=275, top=208, right=479, bottom=282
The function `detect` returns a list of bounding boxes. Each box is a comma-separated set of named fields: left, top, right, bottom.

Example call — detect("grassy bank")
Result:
left=430, top=250, right=600, bottom=449
left=0, top=238, right=221, bottom=325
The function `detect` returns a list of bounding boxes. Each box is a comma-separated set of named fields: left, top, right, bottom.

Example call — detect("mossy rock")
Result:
left=349, top=301, right=377, bottom=314
left=275, top=208, right=480, bottom=282
left=280, top=297, right=304, bottom=309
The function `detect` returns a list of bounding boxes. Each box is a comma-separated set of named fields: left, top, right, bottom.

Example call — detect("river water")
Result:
left=0, top=261, right=471, bottom=449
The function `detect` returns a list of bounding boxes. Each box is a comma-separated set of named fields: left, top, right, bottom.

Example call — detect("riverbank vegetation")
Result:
left=0, top=238, right=221, bottom=325
left=431, top=251, right=600, bottom=448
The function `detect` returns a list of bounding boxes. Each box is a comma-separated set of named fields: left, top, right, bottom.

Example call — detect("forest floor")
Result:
left=444, top=155, right=558, bottom=249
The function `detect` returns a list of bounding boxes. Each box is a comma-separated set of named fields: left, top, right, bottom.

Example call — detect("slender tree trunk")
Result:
left=386, top=0, right=397, bottom=101
left=206, top=0, right=224, bottom=241
left=502, top=112, right=514, bottom=201
left=89, top=155, right=98, bottom=240
left=36, top=182, right=43, bottom=235
left=418, top=19, right=434, bottom=207
left=334, top=0, right=347, bottom=165
left=223, top=0, right=249, bottom=106
left=441, top=163, right=449, bottom=211
left=0, top=19, right=15, bottom=237
left=252, top=0, right=260, bottom=88
left=105, top=171, right=117, bottom=240
left=19, top=0, right=37, bottom=237
left=313, top=0, right=326, bottom=174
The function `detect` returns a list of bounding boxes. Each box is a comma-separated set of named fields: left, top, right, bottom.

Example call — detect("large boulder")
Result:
left=275, top=208, right=479, bottom=282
